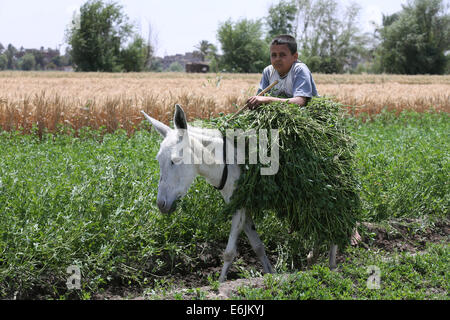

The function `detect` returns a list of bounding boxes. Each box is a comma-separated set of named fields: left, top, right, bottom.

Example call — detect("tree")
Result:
left=120, top=35, right=147, bottom=72
left=0, top=54, right=7, bottom=70
left=291, top=0, right=371, bottom=73
left=194, top=40, right=216, bottom=62
left=148, top=57, right=163, bottom=72
left=33, top=47, right=46, bottom=70
left=217, top=18, right=269, bottom=73
left=19, top=53, right=36, bottom=71
left=194, top=41, right=218, bottom=72
left=376, top=0, right=449, bottom=74
left=0, top=44, right=73, bottom=71
left=266, top=0, right=298, bottom=40
left=5, top=44, right=18, bottom=70
left=167, top=61, right=184, bottom=72
left=144, top=22, right=159, bottom=71
left=66, top=0, right=147, bottom=72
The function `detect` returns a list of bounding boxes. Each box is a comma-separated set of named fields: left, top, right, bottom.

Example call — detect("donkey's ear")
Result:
left=141, top=111, right=171, bottom=138
left=174, top=104, right=188, bottom=130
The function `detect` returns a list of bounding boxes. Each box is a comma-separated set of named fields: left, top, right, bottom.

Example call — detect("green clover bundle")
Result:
left=208, top=97, right=361, bottom=248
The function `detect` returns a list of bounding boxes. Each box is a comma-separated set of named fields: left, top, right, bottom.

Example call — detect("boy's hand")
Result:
left=246, top=96, right=272, bottom=110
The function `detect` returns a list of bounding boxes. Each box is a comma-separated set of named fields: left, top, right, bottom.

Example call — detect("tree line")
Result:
left=1, top=0, right=449, bottom=74
left=0, top=44, right=72, bottom=71
left=214, top=0, right=449, bottom=74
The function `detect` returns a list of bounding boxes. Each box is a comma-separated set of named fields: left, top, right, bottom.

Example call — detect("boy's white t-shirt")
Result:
left=258, top=61, right=318, bottom=98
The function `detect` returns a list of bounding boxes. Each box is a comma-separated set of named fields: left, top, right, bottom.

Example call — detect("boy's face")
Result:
left=270, top=44, right=298, bottom=77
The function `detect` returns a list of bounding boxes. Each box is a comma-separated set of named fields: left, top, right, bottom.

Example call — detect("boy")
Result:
left=246, top=35, right=362, bottom=246
left=247, top=34, right=318, bottom=109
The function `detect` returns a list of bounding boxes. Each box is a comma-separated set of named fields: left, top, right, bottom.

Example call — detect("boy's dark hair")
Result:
left=271, top=35, right=297, bottom=54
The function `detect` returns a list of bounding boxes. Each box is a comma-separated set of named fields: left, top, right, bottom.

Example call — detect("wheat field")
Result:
left=1, top=71, right=449, bottom=135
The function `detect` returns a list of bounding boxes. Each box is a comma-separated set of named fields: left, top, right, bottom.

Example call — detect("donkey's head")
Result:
left=142, top=105, right=197, bottom=214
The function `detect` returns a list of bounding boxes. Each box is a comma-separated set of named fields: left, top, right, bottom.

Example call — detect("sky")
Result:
left=0, top=0, right=409, bottom=57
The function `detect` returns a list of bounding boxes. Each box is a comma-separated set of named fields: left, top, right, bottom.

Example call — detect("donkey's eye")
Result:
left=171, top=156, right=183, bottom=165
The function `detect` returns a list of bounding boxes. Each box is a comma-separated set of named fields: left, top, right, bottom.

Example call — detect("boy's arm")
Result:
left=247, top=95, right=307, bottom=110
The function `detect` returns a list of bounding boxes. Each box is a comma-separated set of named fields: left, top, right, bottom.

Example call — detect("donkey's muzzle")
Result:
left=157, top=199, right=169, bottom=213
left=157, top=198, right=177, bottom=214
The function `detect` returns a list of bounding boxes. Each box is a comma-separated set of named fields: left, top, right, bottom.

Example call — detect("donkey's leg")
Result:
left=329, top=244, right=338, bottom=270
left=243, top=214, right=273, bottom=274
left=219, top=209, right=246, bottom=282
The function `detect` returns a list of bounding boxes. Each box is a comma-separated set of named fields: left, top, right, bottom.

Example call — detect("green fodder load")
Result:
left=209, top=97, right=361, bottom=248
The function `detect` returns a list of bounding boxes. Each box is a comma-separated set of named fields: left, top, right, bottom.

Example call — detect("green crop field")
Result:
left=0, top=110, right=448, bottom=300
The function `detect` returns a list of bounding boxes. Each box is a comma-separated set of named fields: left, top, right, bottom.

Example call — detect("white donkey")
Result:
left=142, top=105, right=338, bottom=282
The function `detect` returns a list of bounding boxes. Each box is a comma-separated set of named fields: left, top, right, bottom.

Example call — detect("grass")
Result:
left=0, top=127, right=228, bottom=298
left=349, top=110, right=449, bottom=221
left=232, top=243, right=448, bottom=300
left=0, top=110, right=448, bottom=299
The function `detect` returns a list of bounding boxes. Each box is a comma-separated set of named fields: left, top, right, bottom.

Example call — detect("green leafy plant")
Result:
left=206, top=97, right=361, bottom=249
